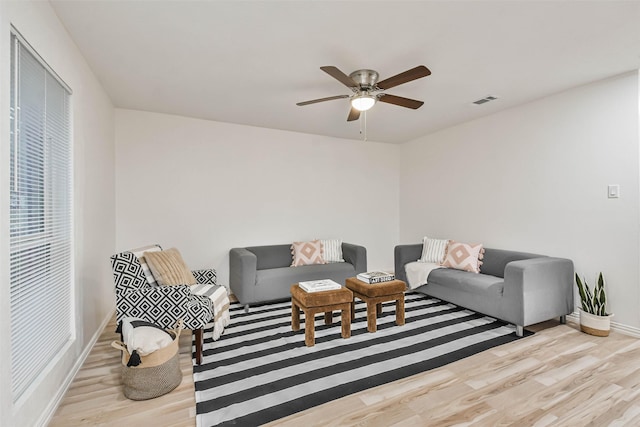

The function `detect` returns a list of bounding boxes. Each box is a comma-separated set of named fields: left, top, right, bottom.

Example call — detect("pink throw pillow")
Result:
left=442, top=241, right=484, bottom=273
left=291, top=240, right=326, bottom=267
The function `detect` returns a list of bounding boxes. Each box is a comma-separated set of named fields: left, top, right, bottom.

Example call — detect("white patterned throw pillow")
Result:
left=319, top=239, right=344, bottom=263
left=442, top=241, right=484, bottom=273
left=419, top=237, right=450, bottom=264
left=291, top=240, right=326, bottom=266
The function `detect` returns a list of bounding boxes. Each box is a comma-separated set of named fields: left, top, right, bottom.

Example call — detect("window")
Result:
left=9, top=30, right=73, bottom=400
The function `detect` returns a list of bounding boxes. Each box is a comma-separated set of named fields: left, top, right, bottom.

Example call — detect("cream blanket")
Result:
left=190, top=284, right=231, bottom=340
left=404, top=261, right=443, bottom=290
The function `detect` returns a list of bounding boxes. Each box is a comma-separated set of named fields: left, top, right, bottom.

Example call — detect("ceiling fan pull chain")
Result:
left=362, top=111, right=367, bottom=141
left=363, top=111, right=368, bottom=141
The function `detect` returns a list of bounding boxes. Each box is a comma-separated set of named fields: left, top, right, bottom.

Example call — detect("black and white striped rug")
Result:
left=193, top=293, right=527, bottom=426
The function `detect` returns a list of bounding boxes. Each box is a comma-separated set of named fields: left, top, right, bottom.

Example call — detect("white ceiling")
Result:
left=50, top=0, right=640, bottom=144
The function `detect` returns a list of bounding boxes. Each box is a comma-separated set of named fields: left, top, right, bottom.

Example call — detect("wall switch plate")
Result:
left=608, top=184, right=620, bottom=198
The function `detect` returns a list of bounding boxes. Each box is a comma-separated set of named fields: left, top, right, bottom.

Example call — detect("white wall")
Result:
left=0, top=2, right=115, bottom=426
left=0, top=7, right=630, bottom=421
left=400, top=72, right=640, bottom=329
left=115, top=109, right=400, bottom=286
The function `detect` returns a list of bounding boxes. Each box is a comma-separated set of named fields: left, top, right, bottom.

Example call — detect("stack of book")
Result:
left=356, top=271, right=395, bottom=284
left=299, top=279, right=342, bottom=293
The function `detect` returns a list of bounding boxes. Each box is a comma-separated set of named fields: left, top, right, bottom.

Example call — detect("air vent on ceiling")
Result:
left=473, top=95, right=498, bottom=105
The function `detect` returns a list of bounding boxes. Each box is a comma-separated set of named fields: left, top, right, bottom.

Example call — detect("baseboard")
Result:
left=567, top=311, right=640, bottom=338
left=36, top=308, right=116, bottom=427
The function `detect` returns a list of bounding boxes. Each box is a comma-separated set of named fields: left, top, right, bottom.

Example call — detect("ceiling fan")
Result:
left=296, top=65, right=431, bottom=121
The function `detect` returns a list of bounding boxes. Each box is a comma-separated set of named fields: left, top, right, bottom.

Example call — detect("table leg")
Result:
left=324, top=311, right=333, bottom=325
left=351, top=299, right=355, bottom=321
left=376, top=302, right=382, bottom=315
left=396, top=295, right=405, bottom=326
left=292, top=300, right=300, bottom=331
left=305, top=309, right=315, bottom=347
left=367, top=301, right=377, bottom=333
left=342, top=305, right=351, bottom=339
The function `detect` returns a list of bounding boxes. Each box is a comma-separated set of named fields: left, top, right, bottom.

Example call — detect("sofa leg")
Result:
left=244, top=304, right=249, bottom=313
left=516, top=325, right=524, bottom=337
left=195, top=328, right=203, bottom=365
left=560, top=315, right=567, bottom=324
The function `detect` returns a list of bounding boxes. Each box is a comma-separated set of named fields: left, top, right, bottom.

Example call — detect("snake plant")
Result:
left=575, top=272, right=608, bottom=316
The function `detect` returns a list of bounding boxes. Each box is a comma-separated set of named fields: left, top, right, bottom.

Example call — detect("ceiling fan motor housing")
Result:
left=349, top=69, right=379, bottom=91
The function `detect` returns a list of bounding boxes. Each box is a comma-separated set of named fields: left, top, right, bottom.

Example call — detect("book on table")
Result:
left=298, top=279, right=342, bottom=293
left=356, top=271, right=395, bottom=284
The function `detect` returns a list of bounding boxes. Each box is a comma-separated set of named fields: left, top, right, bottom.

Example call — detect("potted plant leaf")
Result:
left=575, top=272, right=613, bottom=336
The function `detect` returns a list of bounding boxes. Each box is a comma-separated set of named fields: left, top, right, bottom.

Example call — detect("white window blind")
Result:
left=9, top=31, right=73, bottom=400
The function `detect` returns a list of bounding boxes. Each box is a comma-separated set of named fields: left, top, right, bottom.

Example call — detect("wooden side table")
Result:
left=345, top=277, right=406, bottom=333
left=290, top=284, right=353, bottom=347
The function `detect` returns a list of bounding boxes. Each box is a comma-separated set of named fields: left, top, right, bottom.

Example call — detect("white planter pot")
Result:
left=579, top=309, right=613, bottom=337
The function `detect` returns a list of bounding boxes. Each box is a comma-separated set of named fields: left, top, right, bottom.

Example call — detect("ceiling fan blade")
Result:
left=376, top=65, right=431, bottom=90
left=320, top=66, right=358, bottom=89
left=347, top=107, right=360, bottom=122
left=378, top=94, right=424, bottom=109
left=296, top=94, right=350, bottom=106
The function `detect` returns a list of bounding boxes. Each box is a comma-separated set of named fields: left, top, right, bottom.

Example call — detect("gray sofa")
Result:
left=230, top=243, right=367, bottom=309
left=395, top=244, right=574, bottom=336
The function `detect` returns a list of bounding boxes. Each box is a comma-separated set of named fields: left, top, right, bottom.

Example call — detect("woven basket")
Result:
left=579, top=309, right=613, bottom=337
left=111, top=321, right=183, bottom=400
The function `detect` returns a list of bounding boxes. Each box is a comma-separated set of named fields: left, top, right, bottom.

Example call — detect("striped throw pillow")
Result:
left=442, top=241, right=484, bottom=273
left=419, top=237, right=450, bottom=264
left=131, top=244, right=162, bottom=287
left=320, top=239, right=344, bottom=263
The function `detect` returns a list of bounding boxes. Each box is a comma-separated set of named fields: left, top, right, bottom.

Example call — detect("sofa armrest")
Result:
left=189, top=293, right=213, bottom=311
left=192, top=268, right=217, bottom=285
left=503, top=257, right=574, bottom=326
left=342, top=243, right=367, bottom=274
left=229, top=248, right=258, bottom=304
left=394, top=244, right=423, bottom=283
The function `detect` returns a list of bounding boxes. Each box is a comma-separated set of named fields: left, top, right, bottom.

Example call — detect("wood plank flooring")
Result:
left=49, top=316, right=196, bottom=427
left=50, top=315, right=640, bottom=426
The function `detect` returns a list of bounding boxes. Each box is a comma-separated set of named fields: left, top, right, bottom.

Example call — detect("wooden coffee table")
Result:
left=290, top=284, right=353, bottom=347
left=345, top=277, right=406, bottom=332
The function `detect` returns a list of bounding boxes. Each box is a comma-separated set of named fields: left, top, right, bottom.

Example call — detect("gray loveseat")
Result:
left=230, top=243, right=367, bottom=309
left=395, top=244, right=574, bottom=336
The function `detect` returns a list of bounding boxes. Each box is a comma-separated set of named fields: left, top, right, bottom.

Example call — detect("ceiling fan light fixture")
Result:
left=351, top=94, right=376, bottom=112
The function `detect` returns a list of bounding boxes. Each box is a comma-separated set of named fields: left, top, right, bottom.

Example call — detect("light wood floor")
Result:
left=50, top=316, right=640, bottom=426
left=49, top=316, right=197, bottom=427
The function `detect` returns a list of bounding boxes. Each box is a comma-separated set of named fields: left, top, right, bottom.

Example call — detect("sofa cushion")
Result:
left=481, top=248, right=544, bottom=278
left=246, top=244, right=293, bottom=270
left=256, top=262, right=355, bottom=288
left=427, top=268, right=505, bottom=298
